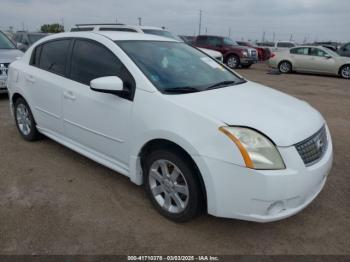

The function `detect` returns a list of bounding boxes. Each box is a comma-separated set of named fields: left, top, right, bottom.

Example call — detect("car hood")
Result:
left=0, top=49, right=23, bottom=63
left=169, top=81, right=325, bottom=146
left=336, top=56, right=350, bottom=63
left=199, top=48, right=222, bottom=58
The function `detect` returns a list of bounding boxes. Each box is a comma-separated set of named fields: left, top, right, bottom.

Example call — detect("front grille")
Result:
left=249, top=50, right=258, bottom=58
left=0, top=63, right=9, bottom=76
left=295, top=126, right=328, bottom=166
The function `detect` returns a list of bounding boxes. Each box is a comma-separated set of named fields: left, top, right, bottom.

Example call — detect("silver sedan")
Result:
left=268, top=46, right=350, bottom=79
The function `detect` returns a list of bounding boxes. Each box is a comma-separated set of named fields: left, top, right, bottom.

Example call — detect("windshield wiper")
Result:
left=206, top=80, right=237, bottom=90
left=163, top=87, right=200, bottom=94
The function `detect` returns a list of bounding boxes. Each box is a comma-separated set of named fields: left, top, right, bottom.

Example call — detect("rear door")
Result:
left=28, top=39, right=72, bottom=134
left=290, top=47, right=309, bottom=70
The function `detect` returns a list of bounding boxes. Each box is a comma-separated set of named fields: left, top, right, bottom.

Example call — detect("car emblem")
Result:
left=315, top=138, right=324, bottom=151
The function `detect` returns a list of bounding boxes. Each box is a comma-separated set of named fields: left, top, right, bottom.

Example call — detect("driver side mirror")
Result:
left=90, top=76, right=130, bottom=98
left=324, top=54, right=332, bottom=59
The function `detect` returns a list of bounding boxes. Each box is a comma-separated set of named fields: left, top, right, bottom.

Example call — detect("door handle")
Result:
left=63, top=90, right=76, bottom=101
left=26, top=75, right=35, bottom=83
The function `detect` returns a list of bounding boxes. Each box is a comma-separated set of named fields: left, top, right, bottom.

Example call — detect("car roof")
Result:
left=39, top=31, right=179, bottom=43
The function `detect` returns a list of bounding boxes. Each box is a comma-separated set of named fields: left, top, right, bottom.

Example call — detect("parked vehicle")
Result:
left=338, top=42, right=350, bottom=57
left=178, top=35, right=196, bottom=44
left=8, top=32, right=333, bottom=222
left=271, top=41, right=297, bottom=52
left=13, top=31, right=49, bottom=52
left=320, top=44, right=338, bottom=52
left=236, top=41, right=271, bottom=61
left=0, top=31, right=23, bottom=93
left=193, top=35, right=258, bottom=69
left=70, top=24, right=223, bottom=61
left=268, top=46, right=350, bottom=79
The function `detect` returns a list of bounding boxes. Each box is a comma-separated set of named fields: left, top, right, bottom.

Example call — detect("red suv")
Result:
left=237, top=41, right=271, bottom=61
left=193, top=35, right=258, bottom=69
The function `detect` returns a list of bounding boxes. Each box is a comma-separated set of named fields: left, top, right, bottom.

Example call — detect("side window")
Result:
left=344, top=44, right=350, bottom=51
left=70, top=39, right=135, bottom=91
left=207, top=37, right=222, bottom=46
left=278, top=42, right=295, bottom=48
left=309, top=48, right=327, bottom=57
left=39, top=40, right=70, bottom=76
left=30, top=45, right=42, bottom=66
left=290, top=47, right=308, bottom=55
left=196, top=36, right=207, bottom=45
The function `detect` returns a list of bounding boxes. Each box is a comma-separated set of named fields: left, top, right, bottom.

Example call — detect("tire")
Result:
left=278, top=61, right=292, bottom=73
left=143, top=149, right=203, bottom=222
left=14, top=98, right=40, bottom=141
left=241, top=64, right=252, bottom=69
left=340, top=65, right=350, bottom=79
left=225, top=55, right=240, bottom=69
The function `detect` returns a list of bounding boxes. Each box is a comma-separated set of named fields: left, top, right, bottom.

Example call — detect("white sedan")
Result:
left=7, top=32, right=333, bottom=222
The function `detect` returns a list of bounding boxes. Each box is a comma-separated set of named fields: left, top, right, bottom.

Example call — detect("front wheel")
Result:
left=144, top=149, right=203, bottom=222
left=340, top=65, right=350, bottom=79
left=14, top=98, right=40, bottom=141
left=278, top=61, right=292, bottom=73
left=226, top=55, right=240, bottom=69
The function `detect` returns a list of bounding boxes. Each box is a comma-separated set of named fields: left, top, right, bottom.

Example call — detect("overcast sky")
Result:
left=1, top=0, right=349, bottom=42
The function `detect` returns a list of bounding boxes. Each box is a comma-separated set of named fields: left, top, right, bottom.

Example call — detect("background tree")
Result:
left=40, top=23, right=64, bottom=33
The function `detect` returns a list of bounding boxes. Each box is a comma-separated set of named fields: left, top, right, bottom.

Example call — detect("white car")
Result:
left=7, top=32, right=333, bottom=222
left=70, top=24, right=223, bottom=62
left=0, top=31, right=23, bottom=93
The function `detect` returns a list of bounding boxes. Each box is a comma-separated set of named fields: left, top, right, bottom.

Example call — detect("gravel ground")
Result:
left=0, top=63, right=349, bottom=255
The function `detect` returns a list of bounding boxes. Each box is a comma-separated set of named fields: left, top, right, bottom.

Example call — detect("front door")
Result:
left=62, top=39, right=136, bottom=167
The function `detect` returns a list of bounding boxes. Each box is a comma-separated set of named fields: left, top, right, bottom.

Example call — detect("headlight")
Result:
left=219, top=127, right=285, bottom=170
left=242, top=51, right=248, bottom=57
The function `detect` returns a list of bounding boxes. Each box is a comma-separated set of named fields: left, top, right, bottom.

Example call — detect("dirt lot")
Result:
left=0, top=64, right=349, bottom=255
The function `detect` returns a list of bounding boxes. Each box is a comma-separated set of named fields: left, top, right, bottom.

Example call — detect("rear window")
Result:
left=38, top=39, right=70, bottom=76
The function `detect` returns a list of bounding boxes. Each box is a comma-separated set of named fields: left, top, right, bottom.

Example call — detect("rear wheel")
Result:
left=340, top=65, right=350, bottom=79
left=226, top=55, right=240, bottom=69
left=278, top=61, right=292, bottom=73
left=14, top=98, right=40, bottom=141
left=144, top=149, right=203, bottom=222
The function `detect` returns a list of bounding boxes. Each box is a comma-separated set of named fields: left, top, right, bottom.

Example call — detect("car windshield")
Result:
left=223, top=37, right=238, bottom=46
left=117, top=41, right=244, bottom=93
left=28, top=34, right=47, bottom=44
left=142, top=29, right=181, bottom=41
left=324, top=48, right=340, bottom=57
left=0, top=32, right=16, bottom=49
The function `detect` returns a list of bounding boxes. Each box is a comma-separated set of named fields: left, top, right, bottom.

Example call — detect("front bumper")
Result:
left=0, top=75, right=8, bottom=93
left=241, top=57, right=258, bottom=65
left=194, top=127, right=333, bottom=222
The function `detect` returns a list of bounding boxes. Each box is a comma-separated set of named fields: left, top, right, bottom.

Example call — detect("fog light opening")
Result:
left=267, top=201, right=285, bottom=215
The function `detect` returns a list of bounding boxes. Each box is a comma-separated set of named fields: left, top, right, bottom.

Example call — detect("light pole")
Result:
left=198, top=10, right=202, bottom=35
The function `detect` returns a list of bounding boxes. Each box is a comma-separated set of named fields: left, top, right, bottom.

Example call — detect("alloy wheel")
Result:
left=148, top=159, right=189, bottom=214
left=341, top=66, right=350, bottom=79
left=16, top=103, right=32, bottom=136
left=279, top=62, right=291, bottom=73
left=227, top=56, right=239, bottom=68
